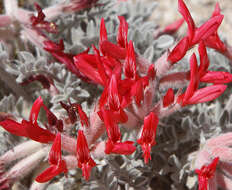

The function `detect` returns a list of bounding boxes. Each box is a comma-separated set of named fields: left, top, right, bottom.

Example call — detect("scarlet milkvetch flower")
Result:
left=99, top=18, right=127, bottom=60
left=137, top=112, right=159, bottom=164
left=76, top=130, right=96, bottom=180
left=20, top=74, right=57, bottom=91
left=178, top=0, right=223, bottom=46
left=30, top=3, right=58, bottom=34
left=198, top=41, right=232, bottom=84
left=168, top=0, right=224, bottom=64
left=42, top=104, right=64, bottom=132
left=98, top=109, right=136, bottom=155
left=203, top=3, right=227, bottom=54
left=43, top=40, right=91, bottom=83
left=60, top=101, right=89, bottom=127
left=36, top=133, right=68, bottom=183
left=0, top=97, right=55, bottom=143
left=117, top=16, right=129, bottom=48
left=163, top=88, right=175, bottom=107
left=195, top=157, right=219, bottom=190
left=74, top=45, right=119, bottom=86
left=183, top=53, right=199, bottom=104
left=177, top=53, right=227, bottom=106
left=167, top=36, right=189, bottom=64
left=102, top=74, right=122, bottom=111
left=124, top=41, right=136, bottom=80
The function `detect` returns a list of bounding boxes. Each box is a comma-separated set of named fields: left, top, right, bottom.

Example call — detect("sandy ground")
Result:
left=149, top=0, right=232, bottom=43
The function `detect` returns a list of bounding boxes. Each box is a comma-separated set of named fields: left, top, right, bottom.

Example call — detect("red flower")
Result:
left=163, top=88, right=174, bottom=107
left=195, top=157, right=219, bottom=190
left=192, top=15, right=223, bottom=46
left=43, top=40, right=91, bottom=82
left=167, top=36, right=189, bottom=64
left=76, top=130, right=96, bottom=180
left=0, top=97, right=55, bottom=143
left=30, top=3, right=58, bottom=33
left=137, top=112, right=159, bottom=164
left=124, top=41, right=136, bottom=80
left=117, top=16, right=128, bottom=48
left=60, top=101, right=89, bottom=127
left=198, top=41, right=209, bottom=78
left=98, top=109, right=135, bottom=155
left=99, top=18, right=127, bottom=59
left=178, top=0, right=195, bottom=42
left=183, top=84, right=227, bottom=105
left=182, top=53, right=199, bottom=105
left=36, top=133, right=68, bottom=183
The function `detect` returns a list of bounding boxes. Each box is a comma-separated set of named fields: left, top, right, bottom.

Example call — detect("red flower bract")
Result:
left=76, top=130, right=96, bottom=180
left=137, top=112, right=159, bottom=164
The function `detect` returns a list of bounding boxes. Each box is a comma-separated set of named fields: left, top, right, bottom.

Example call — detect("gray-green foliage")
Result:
left=0, top=0, right=232, bottom=189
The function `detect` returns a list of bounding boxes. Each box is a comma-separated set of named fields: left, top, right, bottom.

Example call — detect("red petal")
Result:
left=77, top=104, right=89, bottom=127
left=195, top=157, right=219, bottom=190
left=131, top=79, right=144, bottom=106
left=43, top=40, right=64, bottom=52
left=35, top=160, right=67, bottom=183
left=0, top=119, right=27, bottom=137
left=76, top=130, right=96, bottom=180
left=106, top=140, right=136, bottom=155
left=42, top=104, right=63, bottom=132
left=49, top=133, right=62, bottom=165
left=124, top=41, right=136, bottom=79
left=211, top=3, right=221, bottom=17
left=77, top=130, right=90, bottom=162
left=147, top=64, right=156, bottom=80
left=183, top=53, right=199, bottom=104
left=100, top=18, right=107, bottom=42
left=108, top=74, right=121, bottom=111
left=31, top=3, right=45, bottom=26
left=167, top=36, right=189, bottom=64
left=99, top=109, right=121, bottom=142
left=100, top=41, right=127, bottom=60
left=137, top=112, right=159, bottom=163
left=117, top=16, right=128, bottom=48
left=163, top=88, right=174, bottom=107
left=29, top=96, right=43, bottom=123
left=191, top=15, right=223, bottom=45
left=93, top=45, right=108, bottom=86
left=204, top=33, right=226, bottom=53
left=178, top=0, right=195, bottom=41
left=198, top=41, right=209, bottom=77
left=187, top=84, right=227, bottom=105
left=200, top=71, right=232, bottom=84
left=24, top=121, right=55, bottom=143
left=74, top=54, right=104, bottom=85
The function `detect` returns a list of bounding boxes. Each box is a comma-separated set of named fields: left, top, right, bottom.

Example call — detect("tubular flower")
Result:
left=36, top=133, right=68, bottom=183
left=195, top=157, right=219, bottom=190
left=163, top=88, right=175, bottom=107
left=137, top=112, right=159, bottom=164
left=117, top=16, right=128, bottom=48
left=76, top=130, right=96, bottom=180
left=124, top=41, right=137, bottom=80
left=30, top=3, right=58, bottom=33
left=0, top=97, right=55, bottom=143
left=98, top=109, right=135, bottom=155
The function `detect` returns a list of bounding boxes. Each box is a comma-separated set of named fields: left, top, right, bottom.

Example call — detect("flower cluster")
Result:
left=0, top=0, right=232, bottom=189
